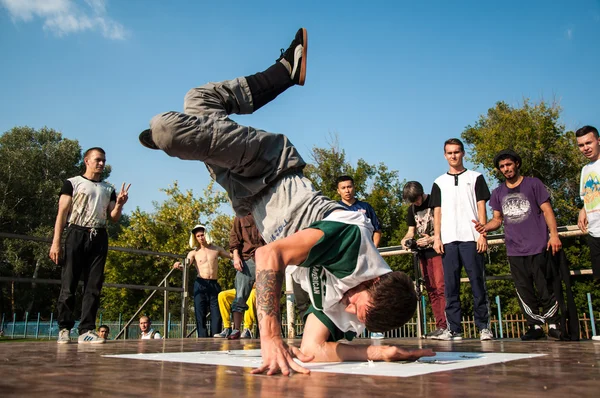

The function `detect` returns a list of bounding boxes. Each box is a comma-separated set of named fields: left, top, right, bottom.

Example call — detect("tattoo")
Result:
left=256, top=270, right=283, bottom=320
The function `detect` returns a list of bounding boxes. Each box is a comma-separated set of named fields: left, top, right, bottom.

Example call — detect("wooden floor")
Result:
left=1, top=337, right=599, bottom=397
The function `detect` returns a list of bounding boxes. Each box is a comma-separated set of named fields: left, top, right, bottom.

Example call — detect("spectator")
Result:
left=139, top=316, right=162, bottom=339
left=49, top=147, right=130, bottom=344
left=215, top=214, right=264, bottom=340
left=97, top=325, right=110, bottom=340
left=215, top=288, right=256, bottom=339
left=473, top=149, right=562, bottom=340
left=430, top=138, right=493, bottom=341
left=401, top=181, right=447, bottom=339
left=173, top=224, right=231, bottom=337
left=576, top=125, right=600, bottom=282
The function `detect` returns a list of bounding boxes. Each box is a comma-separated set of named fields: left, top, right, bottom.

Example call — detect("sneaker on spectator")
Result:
left=426, top=328, right=446, bottom=340
left=480, top=328, right=494, bottom=341
left=438, top=329, right=463, bottom=341
left=521, top=326, right=545, bottom=341
left=240, top=329, right=253, bottom=339
left=78, top=330, right=105, bottom=344
left=57, top=328, right=71, bottom=344
left=592, top=335, right=600, bottom=341
left=548, top=328, right=562, bottom=340
left=370, top=332, right=385, bottom=339
left=214, top=328, right=231, bottom=338
left=228, top=329, right=241, bottom=340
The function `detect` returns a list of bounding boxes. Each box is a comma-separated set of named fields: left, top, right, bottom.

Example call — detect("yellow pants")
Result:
left=217, top=288, right=256, bottom=329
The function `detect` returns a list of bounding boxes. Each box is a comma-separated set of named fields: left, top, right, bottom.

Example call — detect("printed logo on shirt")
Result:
left=582, top=171, right=600, bottom=211
left=310, top=266, right=325, bottom=310
left=501, top=192, right=532, bottom=224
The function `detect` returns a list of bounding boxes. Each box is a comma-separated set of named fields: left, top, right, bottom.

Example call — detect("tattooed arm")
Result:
left=251, top=228, right=324, bottom=376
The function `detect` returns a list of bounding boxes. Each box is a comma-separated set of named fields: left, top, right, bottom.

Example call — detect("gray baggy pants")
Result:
left=150, top=77, right=341, bottom=242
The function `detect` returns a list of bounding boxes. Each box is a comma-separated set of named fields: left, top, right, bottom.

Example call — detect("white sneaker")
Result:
left=480, top=328, right=494, bottom=341
left=370, top=332, right=385, bottom=339
left=57, top=328, right=71, bottom=344
left=592, top=335, right=600, bottom=341
left=438, top=329, right=463, bottom=341
left=78, top=330, right=106, bottom=344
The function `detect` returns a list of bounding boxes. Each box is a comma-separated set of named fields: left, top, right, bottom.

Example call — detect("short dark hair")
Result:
left=575, top=125, right=599, bottom=139
left=98, top=325, right=110, bottom=332
left=402, top=181, right=424, bottom=203
left=365, top=271, right=417, bottom=332
left=443, top=138, right=464, bottom=152
left=336, top=175, right=354, bottom=186
left=84, top=147, right=106, bottom=159
left=493, top=149, right=522, bottom=170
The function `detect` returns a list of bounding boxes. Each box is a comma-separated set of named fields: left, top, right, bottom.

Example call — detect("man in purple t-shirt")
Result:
left=473, top=149, right=562, bottom=341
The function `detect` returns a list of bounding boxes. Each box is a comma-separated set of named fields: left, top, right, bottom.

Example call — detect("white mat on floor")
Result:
left=105, top=349, right=545, bottom=377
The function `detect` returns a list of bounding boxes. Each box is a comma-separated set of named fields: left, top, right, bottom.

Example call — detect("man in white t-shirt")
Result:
left=576, top=125, right=600, bottom=282
left=49, top=147, right=130, bottom=345
left=139, top=316, right=162, bottom=339
left=430, top=138, right=493, bottom=341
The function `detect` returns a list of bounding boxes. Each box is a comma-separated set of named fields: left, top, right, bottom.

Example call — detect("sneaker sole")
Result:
left=297, top=28, right=308, bottom=86
left=78, top=340, right=105, bottom=344
left=57, top=340, right=71, bottom=344
left=139, top=129, right=159, bottom=150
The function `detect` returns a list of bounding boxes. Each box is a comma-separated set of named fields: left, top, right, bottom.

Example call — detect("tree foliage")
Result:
left=100, top=182, right=233, bottom=321
left=0, top=126, right=112, bottom=318
left=461, top=99, right=585, bottom=225
left=303, top=135, right=412, bottom=273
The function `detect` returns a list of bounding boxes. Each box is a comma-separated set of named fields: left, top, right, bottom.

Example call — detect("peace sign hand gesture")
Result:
left=116, top=182, right=131, bottom=206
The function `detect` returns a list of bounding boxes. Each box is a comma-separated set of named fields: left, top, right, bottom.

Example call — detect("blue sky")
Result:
left=1, top=0, right=599, bottom=217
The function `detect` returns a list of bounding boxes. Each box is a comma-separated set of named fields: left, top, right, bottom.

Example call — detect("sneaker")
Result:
left=277, top=28, right=308, bottom=86
left=214, top=328, right=231, bottom=338
left=139, top=129, right=159, bottom=150
left=370, top=332, right=385, bottom=339
left=57, top=328, right=71, bottom=344
left=228, top=329, right=241, bottom=340
left=548, top=328, right=562, bottom=340
left=521, top=326, right=545, bottom=341
left=78, top=330, right=105, bottom=344
left=438, top=329, right=463, bottom=341
left=592, top=335, right=600, bottom=341
left=426, top=327, right=446, bottom=340
left=240, top=328, right=253, bottom=339
left=480, top=328, right=494, bottom=341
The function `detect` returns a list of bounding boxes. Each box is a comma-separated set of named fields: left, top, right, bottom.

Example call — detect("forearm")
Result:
left=433, top=208, right=441, bottom=238
left=477, top=201, right=487, bottom=224
left=306, top=341, right=394, bottom=363
left=110, top=203, right=123, bottom=222
left=483, top=218, right=502, bottom=233
left=373, top=231, right=381, bottom=248
left=255, top=247, right=285, bottom=338
left=52, top=210, right=69, bottom=244
left=542, top=206, right=560, bottom=238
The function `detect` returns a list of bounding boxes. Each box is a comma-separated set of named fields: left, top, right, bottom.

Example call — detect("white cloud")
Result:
left=566, top=28, right=573, bottom=40
left=0, top=0, right=127, bottom=40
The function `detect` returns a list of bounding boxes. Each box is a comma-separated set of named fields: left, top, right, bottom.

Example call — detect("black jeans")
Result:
left=193, top=278, right=222, bottom=337
left=57, top=225, right=108, bottom=334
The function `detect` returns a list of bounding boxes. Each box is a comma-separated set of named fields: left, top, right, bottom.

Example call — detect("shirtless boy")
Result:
left=173, top=224, right=231, bottom=337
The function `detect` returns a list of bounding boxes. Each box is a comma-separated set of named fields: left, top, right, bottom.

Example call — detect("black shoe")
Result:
left=548, top=328, right=562, bottom=340
left=277, top=28, right=308, bottom=86
left=139, top=129, right=159, bottom=150
left=521, top=326, right=545, bottom=341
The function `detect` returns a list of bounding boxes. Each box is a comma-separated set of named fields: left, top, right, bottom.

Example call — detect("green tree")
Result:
left=461, top=99, right=585, bottom=225
left=100, top=182, right=232, bottom=322
left=0, top=126, right=117, bottom=317
left=303, top=136, right=412, bottom=273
